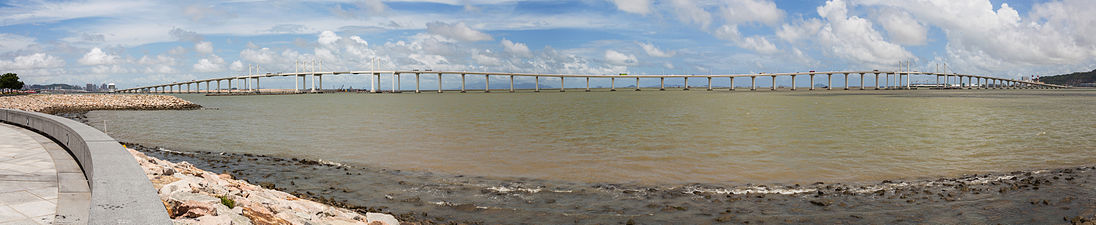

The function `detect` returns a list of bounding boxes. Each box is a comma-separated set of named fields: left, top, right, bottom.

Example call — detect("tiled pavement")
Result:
left=0, top=123, right=72, bottom=225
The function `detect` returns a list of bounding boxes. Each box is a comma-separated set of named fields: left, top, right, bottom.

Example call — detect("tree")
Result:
left=1, top=73, right=25, bottom=93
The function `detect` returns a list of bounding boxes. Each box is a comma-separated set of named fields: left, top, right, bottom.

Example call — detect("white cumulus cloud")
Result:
left=426, top=21, right=492, bottom=42
left=720, top=0, right=785, bottom=26
left=637, top=42, right=675, bottom=57
left=195, top=41, right=214, bottom=54
left=0, top=53, right=65, bottom=70
left=609, top=0, right=651, bottom=15
left=876, top=10, right=927, bottom=46
left=605, top=50, right=638, bottom=65
left=193, top=54, right=225, bottom=72
left=501, top=38, right=531, bottom=57
left=78, top=47, right=119, bottom=65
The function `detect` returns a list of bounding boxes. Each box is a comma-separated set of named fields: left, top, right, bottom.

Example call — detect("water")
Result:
left=88, top=89, right=1096, bottom=185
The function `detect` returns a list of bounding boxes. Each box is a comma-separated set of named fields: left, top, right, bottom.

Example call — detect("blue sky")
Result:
left=1, top=0, right=1095, bottom=89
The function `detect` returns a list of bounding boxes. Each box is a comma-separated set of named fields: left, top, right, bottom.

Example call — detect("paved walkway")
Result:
left=0, top=122, right=87, bottom=225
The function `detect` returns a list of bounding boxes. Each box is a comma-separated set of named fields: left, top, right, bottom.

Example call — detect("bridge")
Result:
left=116, top=69, right=1067, bottom=94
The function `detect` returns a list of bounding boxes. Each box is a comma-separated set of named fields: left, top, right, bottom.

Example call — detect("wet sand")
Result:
left=125, top=142, right=1096, bottom=224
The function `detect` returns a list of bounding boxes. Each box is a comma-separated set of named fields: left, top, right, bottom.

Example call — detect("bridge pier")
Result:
left=859, top=73, right=865, bottom=90
left=394, top=73, right=401, bottom=93
left=809, top=74, right=815, bottom=91
left=510, top=75, right=515, bottom=93
left=750, top=76, right=756, bottom=91
left=205, top=81, right=210, bottom=94
left=611, top=77, right=616, bottom=91
left=967, top=76, right=973, bottom=89
left=460, top=74, right=466, bottom=93
left=635, top=77, right=640, bottom=91
left=827, top=74, right=833, bottom=90
left=437, top=73, right=443, bottom=93
left=216, top=80, right=221, bottom=93
left=535, top=76, right=539, bottom=92
left=884, top=73, right=889, bottom=89
left=660, top=77, right=665, bottom=91
left=585, top=77, right=590, bottom=92
left=485, top=75, right=490, bottom=93
left=729, top=77, right=735, bottom=91
left=706, top=77, right=712, bottom=91
left=771, top=76, right=776, bottom=91
left=415, top=73, right=421, bottom=93
left=874, top=73, right=880, bottom=90
left=255, top=78, right=260, bottom=93
left=791, top=75, right=797, bottom=91
left=683, top=77, right=689, bottom=91
left=560, top=77, right=565, bottom=92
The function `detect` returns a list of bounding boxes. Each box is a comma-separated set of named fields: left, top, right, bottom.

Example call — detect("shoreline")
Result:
left=5, top=93, right=1096, bottom=224
left=126, top=142, right=1096, bottom=224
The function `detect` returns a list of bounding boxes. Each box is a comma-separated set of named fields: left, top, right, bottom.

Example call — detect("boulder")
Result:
left=365, top=213, right=400, bottom=225
left=172, top=200, right=218, bottom=218
left=242, top=205, right=291, bottom=225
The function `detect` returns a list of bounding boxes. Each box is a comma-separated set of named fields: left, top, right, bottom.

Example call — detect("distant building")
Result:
left=86, top=84, right=97, bottom=92
left=100, top=83, right=108, bottom=91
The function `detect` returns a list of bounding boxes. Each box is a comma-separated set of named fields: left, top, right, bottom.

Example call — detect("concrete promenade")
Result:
left=0, top=122, right=90, bottom=225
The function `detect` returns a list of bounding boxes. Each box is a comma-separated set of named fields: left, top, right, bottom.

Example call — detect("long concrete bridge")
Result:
left=116, top=70, right=1067, bottom=94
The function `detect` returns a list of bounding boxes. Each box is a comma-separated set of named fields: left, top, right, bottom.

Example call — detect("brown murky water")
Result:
left=88, top=89, right=1096, bottom=185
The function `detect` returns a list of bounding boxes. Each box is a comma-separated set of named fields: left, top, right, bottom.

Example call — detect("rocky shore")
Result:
left=0, top=94, right=200, bottom=114
left=124, top=143, right=1096, bottom=224
left=127, top=147, right=400, bottom=225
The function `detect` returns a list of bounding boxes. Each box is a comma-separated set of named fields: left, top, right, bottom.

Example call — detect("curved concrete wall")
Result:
left=0, top=109, right=171, bottom=225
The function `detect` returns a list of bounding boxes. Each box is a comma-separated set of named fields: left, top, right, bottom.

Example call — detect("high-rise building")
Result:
left=100, top=83, right=108, bottom=91
left=86, top=84, right=96, bottom=92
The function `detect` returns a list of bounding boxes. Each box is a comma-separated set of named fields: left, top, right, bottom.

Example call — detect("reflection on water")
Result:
left=88, top=89, right=1096, bottom=184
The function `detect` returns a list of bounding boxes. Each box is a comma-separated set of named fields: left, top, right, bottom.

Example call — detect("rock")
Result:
left=171, top=192, right=221, bottom=205
left=365, top=213, right=400, bottom=225
left=164, top=168, right=176, bottom=176
left=193, top=215, right=232, bottom=225
left=242, top=205, right=291, bottom=225
left=809, top=199, right=833, bottom=207
left=173, top=200, right=218, bottom=218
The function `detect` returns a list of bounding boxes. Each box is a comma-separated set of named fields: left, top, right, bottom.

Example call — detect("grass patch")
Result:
left=219, top=195, right=235, bottom=209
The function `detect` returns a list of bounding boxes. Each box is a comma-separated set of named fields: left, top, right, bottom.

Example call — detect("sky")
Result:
left=1, top=0, right=1095, bottom=89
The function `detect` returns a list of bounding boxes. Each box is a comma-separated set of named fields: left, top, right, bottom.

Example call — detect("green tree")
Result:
left=1, top=73, right=25, bottom=92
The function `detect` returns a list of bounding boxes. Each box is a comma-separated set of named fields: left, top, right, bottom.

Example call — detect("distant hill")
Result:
left=1040, top=69, right=1096, bottom=86
left=27, top=84, right=83, bottom=90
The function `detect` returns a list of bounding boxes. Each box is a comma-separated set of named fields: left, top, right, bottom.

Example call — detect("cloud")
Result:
left=169, top=27, right=203, bottom=42
left=876, top=10, right=927, bottom=46
left=858, top=0, right=1096, bottom=74
left=713, top=25, right=780, bottom=54
left=637, top=42, right=675, bottom=57
left=776, top=18, right=823, bottom=43
left=739, top=36, right=779, bottom=54
left=720, top=0, right=785, bottom=26
left=240, top=48, right=277, bottom=65
left=195, top=41, right=214, bottom=54
left=0, top=34, right=38, bottom=53
left=501, top=39, right=532, bottom=57
left=0, top=53, right=65, bottom=70
left=669, top=0, right=712, bottom=28
left=609, top=0, right=651, bottom=15
left=193, top=54, right=225, bottom=72
left=426, top=22, right=492, bottom=42
left=78, top=47, right=119, bottom=65
left=813, top=0, right=911, bottom=67
left=230, top=60, right=244, bottom=71
left=605, top=50, right=638, bottom=65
